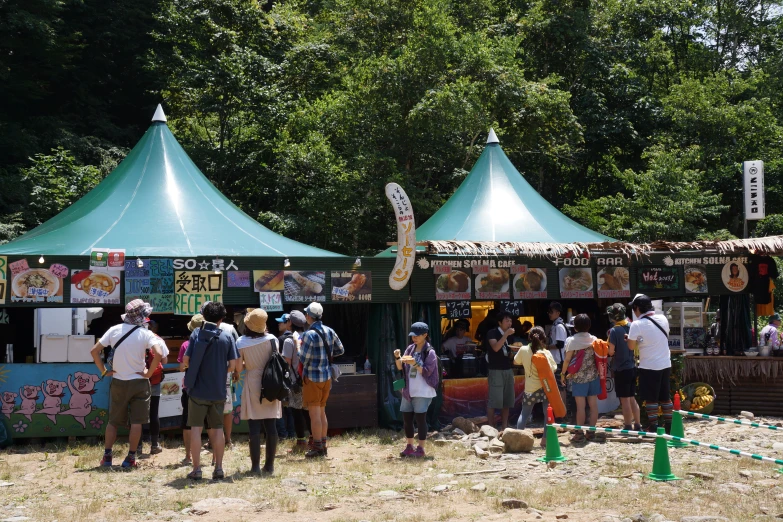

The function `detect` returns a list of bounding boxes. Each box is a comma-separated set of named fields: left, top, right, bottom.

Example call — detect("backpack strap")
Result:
left=641, top=316, right=669, bottom=338
left=313, top=327, right=333, bottom=362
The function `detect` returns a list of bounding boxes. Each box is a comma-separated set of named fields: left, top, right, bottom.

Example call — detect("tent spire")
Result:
left=152, top=104, right=167, bottom=123
left=486, top=128, right=499, bottom=145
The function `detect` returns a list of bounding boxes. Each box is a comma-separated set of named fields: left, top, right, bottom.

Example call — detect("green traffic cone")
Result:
left=647, top=427, right=680, bottom=481
left=667, top=411, right=688, bottom=448
left=537, top=424, right=567, bottom=463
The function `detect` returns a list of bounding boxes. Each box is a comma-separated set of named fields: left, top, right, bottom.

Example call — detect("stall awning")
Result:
left=0, top=106, right=343, bottom=258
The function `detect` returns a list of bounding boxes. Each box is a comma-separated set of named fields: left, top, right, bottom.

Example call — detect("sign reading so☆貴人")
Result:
left=174, top=271, right=223, bottom=315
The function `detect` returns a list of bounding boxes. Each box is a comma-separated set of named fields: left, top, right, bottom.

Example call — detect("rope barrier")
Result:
left=550, top=422, right=783, bottom=467
left=676, top=410, right=781, bottom=431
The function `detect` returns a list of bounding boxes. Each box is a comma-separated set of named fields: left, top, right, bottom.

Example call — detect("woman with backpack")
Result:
left=236, top=309, right=282, bottom=475
left=393, top=322, right=439, bottom=458
left=560, top=314, right=603, bottom=443
left=513, top=326, right=556, bottom=443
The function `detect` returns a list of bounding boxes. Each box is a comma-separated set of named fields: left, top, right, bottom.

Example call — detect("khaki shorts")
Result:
left=488, top=369, right=515, bottom=409
left=302, top=377, right=331, bottom=408
left=188, top=397, right=225, bottom=429
left=109, top=378, right=150, bottom=428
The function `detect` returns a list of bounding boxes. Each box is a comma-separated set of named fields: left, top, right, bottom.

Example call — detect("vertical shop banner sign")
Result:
left=474, top=265, right=510, bottom=300
left=0, top=256, right=6, bottom=305
left=258, top=292, right=283, bottom=312
left=71, top=269, right=122, bottom=304
left=124, top=259, right=175, bottom=312
left=744, top=160, right=765, bottom=220
left=331, top=271, right=372, bottom=301
left=511, top=265, right=548, bottom=299
left=637, top=267, right=679, bottom=292
left=385, top=183, right=416, bottom=290
left=10, top=260, right=66, bottom=303
left=227, top=271, right=251, bottom=288
left=597, top=267, right=631, bottom=298
left=174, top=271, right=223, bottom=315
left=434, top=266, right=471, bottom=301
left=443, top=301, right=472, bottom=319
left=283, top=271, right=326, bottom=303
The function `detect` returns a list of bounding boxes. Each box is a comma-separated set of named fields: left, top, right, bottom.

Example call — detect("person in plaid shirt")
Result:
left=298, top=302, right=344, bottom=458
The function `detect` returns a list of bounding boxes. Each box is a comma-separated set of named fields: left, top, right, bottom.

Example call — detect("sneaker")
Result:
left=100, top=454, right=112, bottom=467
left=121, top=457, right=137, bottom=469
left=305, top=447, right=325, bottom=459
left=150, top=444, right=163, bottom=455
left=400, top=444, right=415, bottom=458
left=411, top=446, right=426, bottom=458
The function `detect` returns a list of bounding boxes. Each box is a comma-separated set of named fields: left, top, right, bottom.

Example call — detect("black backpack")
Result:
left=261, top=336, right=296, bottom=402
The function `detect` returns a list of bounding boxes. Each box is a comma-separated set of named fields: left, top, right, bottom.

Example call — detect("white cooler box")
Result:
left=68, top=335, right=95, bottom=362
left=39, top=334, right=68, bottom=362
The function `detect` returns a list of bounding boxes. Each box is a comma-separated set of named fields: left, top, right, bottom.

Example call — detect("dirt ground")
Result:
left=2, top=417, right=783, bottom=522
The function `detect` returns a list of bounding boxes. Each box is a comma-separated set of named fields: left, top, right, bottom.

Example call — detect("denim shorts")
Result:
left=400, top=396, right=433, bottom=414
left=571, top=378, right=601, bottom=397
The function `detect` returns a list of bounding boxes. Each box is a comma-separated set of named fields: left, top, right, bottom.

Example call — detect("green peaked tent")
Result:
left=0, top=105, right=341, bottom=258
left=379, top=129, right=610, bottom=256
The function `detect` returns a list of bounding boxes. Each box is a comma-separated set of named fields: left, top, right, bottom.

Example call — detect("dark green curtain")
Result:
left=412, top=302, right=444, bottom=430
left=367, top=303, right=406, bottom=429
left=719, top=294, right=752, bottom=354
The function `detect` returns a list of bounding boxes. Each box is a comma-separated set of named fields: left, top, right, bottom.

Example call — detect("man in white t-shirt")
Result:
left=626, top=294, right=671, bottom=434
left=442, top=321, right=471, bottom=360
left=90, top=299, right=167, bottom=469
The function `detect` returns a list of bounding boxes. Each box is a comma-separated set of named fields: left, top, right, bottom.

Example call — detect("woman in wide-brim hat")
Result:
left=236, top=309, right=282, bottom=474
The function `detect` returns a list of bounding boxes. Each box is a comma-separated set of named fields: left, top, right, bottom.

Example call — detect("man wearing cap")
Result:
left=759, top=314, right=781, bottom=355
left=299, top=302, right=345, bottom=458
left=547, top=302, right=569, bottom=414
left=626, top=294, right=671, bottom=433
left=278, top=310, right=309, bottom=452
left=606, top=303, right=641, bottom=431
left=90, top=299, right=168, bottom=469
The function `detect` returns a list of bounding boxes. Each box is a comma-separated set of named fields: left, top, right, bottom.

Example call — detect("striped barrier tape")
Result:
left=676, top=410, right=780, bottom=431
left=551, top=423, right=783, bottom=467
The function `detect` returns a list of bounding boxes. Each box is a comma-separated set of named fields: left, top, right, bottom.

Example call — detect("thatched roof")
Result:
left=418, top=235, right=783, bottom=259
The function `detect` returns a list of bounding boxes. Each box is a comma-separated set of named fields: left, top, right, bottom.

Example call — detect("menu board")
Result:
left=124, top=259, right=175, bottom=313
left=434, top=266, right=471, bottom=301
left=258, top=292, right=283, bottom=311
left=637, top=267, right=679, bottom=292
left=331, top=271, right=372, bottom=302
left=443, top=301, right=472, bottom=319
left=474, top=265, right=510, bottom=300
left=159, top=372, right=184, bottom=418
left=684, top=265, right=709, bottom=294
left=558, top=268, right=594, bottom=299
left=174, top=271, right=223, bottom=315
left=284, top=271, right=326, bottom=303
left=226, top=271, right=251, bottom=288
left=9, top=259, right=66, bottom=303
left=71, top=269, right=122, bottom=304
left=511, top=265, right=547, bottom=299
left=597, top=267, right=630, bottom=298
left=0, top=256, right=6, bottom=305
left=498, top=300, right=523, bottom=318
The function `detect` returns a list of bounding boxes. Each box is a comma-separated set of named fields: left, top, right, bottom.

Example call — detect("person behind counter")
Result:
left=514, top=326, right=556, bottom=444
left=394, top=322, right=439, bottom=458
left=442, top=320, right=472, bottom=360
left=485, top=311, right=516, bottom=431
left=90, top=299, right=166, bottom=469
left=759, top=314, right=781, bottom=355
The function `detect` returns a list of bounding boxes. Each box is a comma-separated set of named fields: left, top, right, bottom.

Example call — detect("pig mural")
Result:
left=1, top=391, right=17, bottom=419
left=18, top=385, right=41, bottom=421
left=57, top=372, right=100, bottom=428
left=39, top=380, right=68, bottom=423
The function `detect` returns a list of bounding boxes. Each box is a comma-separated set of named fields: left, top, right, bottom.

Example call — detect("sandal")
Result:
left=187, top=469, right=202, bottom=480
left=585, top=431, right=596, bottom=441
left=595, top=432, right=607, bottom=443
left=570, top=431, right=586, bottom=443
left=212, top=468, right=225, bottom=480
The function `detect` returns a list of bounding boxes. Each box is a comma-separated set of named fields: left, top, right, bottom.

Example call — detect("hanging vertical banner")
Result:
left=385, top=183, right=415, bottom=290
left=743, top=160, right=765, bottom=220
left=0, top=256, right=6, bottom=305
left=174, top=271, right=223, bottom=315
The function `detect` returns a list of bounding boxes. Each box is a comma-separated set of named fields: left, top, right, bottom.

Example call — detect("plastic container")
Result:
left=364, top=357, right=372, bottom=374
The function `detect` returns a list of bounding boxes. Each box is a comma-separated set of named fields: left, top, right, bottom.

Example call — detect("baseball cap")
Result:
left=630, top=293, right=652, bottom=308
left=409, top=322, right=429, bottom=336
left=289, top=310, right=307, bottom=328
left=770, top=313, right=781, bottom=323
left=276, top=313, right=291, bottom=324
left=304, top=302, right=323, bottom=319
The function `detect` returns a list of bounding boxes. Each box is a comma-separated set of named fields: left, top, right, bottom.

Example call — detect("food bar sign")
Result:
left=743, top=160, right=765, bottom=220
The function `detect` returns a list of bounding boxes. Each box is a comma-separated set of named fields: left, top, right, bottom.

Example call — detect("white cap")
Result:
left=304, top=302, right=324, bottom=319
left=152, top=104, right=167, bottom=123
left=486, top=128, right=499, bottom=144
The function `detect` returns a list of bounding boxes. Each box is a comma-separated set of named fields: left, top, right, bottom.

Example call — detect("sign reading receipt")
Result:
left=385, top=183, right=415, bottom=291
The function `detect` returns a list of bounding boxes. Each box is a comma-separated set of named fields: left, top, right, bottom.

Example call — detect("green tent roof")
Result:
left=378, top=130, right=611, bottom=256
left=0, top=106, right=342, bottom=258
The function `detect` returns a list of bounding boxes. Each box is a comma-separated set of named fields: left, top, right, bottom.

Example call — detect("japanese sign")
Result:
left=227, top=271, right=251, bottom=288
left=90, top=248, right=125, bottom=269
left=511, top=266, right=548, bottom=299
left=124, top=259, right=175, bottom=313
left=284, top=271, right=325, bottom=303
left=385, top=183, right=416, bottom=291
left=173, top=258, right=238, bottom=271
left=558, top=268, right=594, bottom=299
left=258, top=292, right=283, bottom=312
left=159, top=372, right=184, bottom=418
left=499, top=300, right=523, bottom=318
left=10, top=261, right=66, bottom=303
left=684, top=265, right=709, bottom=294
left=597, top=267, right=630, bottom=298
left=743, top=160, right=765, bottom=220
left=637, top=267, right=679, bottom=292
left=722, top=261, right=749, bottom=292
left=474, top=265, right=510, bottom=300
left=71, top=269, right=122, bottom=304
left=253, top=270, right=284, bottom=292
left=0, top=256, right=5, bottom=305
left=331, top=271, right=372, bottom=302
left=434, top=266, right=471, bottom=301
left=174, top=271, right=223, bottom=315
left=443, top=301, right=472, bottom=319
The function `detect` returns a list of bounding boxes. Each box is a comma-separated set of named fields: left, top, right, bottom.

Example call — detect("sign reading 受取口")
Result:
left=124, top=259, right=175, bottom=313
left=637, top=267, right=679, bottom=292
left=174, top=271, right=223, bottom=315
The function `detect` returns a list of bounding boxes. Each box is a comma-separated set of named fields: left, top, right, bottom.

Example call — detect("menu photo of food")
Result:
left=434, top=268, right=471, bottom=301
left=512, top=267, right=548, bottom=299
left=284, top=271, right=326, bottom=302
left=158, top=372, right=184, bottom=418
left=475, top=269, right=510, bottom=299
left=253, top=270, right=284, bottom=292
left=331, top=271, right=372, bottom=302
left=11, top=267, right=64, bottom=303
left=684, top=265, right=709, bottom=294
left=597, top=266, right=630, bottom=298
left=559, top=267, right=594, bottom=298
left=70, top=269, right=122, bottom=304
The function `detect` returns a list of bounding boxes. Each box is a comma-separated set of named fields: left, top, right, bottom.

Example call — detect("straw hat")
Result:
left=244, top=308, right=268, bottom=334
left=187, top=313, right=205, bottom=332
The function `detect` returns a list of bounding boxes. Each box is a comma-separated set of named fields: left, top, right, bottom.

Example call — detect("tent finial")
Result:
left=486, top=128, right=499, bottom=145
left=152, top=104, right=167, bottom=123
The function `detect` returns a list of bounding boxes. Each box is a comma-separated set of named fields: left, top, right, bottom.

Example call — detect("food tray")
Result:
left=334, top=363, right=356, bottom=375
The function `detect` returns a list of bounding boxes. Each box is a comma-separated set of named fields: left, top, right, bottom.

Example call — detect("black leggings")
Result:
left=292, top=408, right=308, bottom=439
left=248, top=419, right=278, bottom=469
left=403, top=412, right=428, bottom=441
left=145, top=395, right=160, bottom=446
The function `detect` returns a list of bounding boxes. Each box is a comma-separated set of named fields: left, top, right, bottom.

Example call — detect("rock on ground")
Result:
left=480, top=425, right=499, bottom=439
left=501, top=499, right=528, bottom=509
left=191, top=498, right=253, bottom=511
left=500, top=428, right=535, bottom=453
left=453, top=417, right=479, bottom=434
